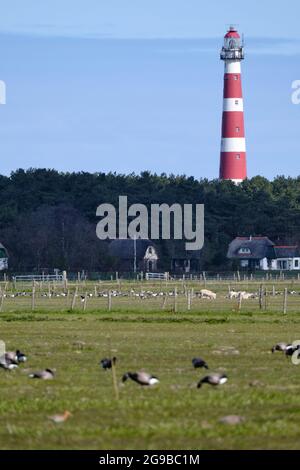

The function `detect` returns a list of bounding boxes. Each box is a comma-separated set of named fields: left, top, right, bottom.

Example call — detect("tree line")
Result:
left=0, top=169, right=299, bottom=272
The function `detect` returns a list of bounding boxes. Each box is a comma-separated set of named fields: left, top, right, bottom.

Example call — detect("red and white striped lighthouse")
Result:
left=219, top=26, right=247, bottom=183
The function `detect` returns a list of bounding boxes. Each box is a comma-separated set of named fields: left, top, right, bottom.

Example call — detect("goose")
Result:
left=122, top=371, right=159, bottom=386
left=0, top=351, right=20, bottom=369
left=15, top=350, right=27, bottom=363
left=48, top=410, right=72, bottom=423
left=3, top=351, right=17, bottom=362
left=271, top=342, right=289, bottom=353
left=197, top=373, right=228, bottom=388
left=100, top=357, right=117, bottom=370
left=192, top=357, right=209, bottom=369
left=0, top=357, right=18, bottom=370
left=3, top=350, right=27, bottom=363
left=29, top=368, right=55, bottom=380
left=285, top=344, right=300, bottom=357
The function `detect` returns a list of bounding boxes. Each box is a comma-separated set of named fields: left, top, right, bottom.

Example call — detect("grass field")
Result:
left=1, top=303, right=300, bottom=449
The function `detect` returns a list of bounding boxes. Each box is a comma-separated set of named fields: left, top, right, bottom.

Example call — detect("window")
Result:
left=240, top=260, right=249, bottom=267
left=234, top=75, right=238, bottom=80
left=235, top=127, right=240, bottom=133
left=235, top=99, right=239, bottom=105
left=295, top=259, right=299, bottom=268
left=236, top=154, right=241, bottom=159
left=238, top=247, right=251, bottom=254
left=277, top=260, right=287, bottom=270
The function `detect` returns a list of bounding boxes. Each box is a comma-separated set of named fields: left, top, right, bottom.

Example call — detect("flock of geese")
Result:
left=1, top=339, right=300, bottom=424
left=1, top=340, right=299, bottom=396
left=3, top=287, right=300, bottom=301
left=99, top=355, right=227, bottom=388
left=0, top=349, right=56, bottom=378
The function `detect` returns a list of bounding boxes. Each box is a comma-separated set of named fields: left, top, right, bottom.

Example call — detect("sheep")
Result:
left=199, top=289, right=217, bottom=300
left=227, top=291, right=255, bottom=300
left=227, top=290, right=240, bottom=299
left=239, top=292, right=256, bottom=300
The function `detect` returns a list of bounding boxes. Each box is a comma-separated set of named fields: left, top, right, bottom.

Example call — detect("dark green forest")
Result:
left=0, top=169, right=299, bottom=272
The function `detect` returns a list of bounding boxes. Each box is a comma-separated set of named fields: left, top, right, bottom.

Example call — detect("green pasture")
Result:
left=0, top=303, right=300, bottom=449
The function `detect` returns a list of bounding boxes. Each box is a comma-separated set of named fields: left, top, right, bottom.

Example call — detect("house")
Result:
left=271, top=246, right=300, bottom=270
left=108, top=239, right=159, bottom=272
left=167, top=240, right=201, bottom=274
left=227, top=236, right=300, bottom=271
left=0, top=243, right=8, bottom=270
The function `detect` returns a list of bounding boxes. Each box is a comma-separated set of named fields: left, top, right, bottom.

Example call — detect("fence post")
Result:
left=31, top=284, right=36, bottom=311
left=259, top=284, right=263, bottom=310
left=202, top=271, right=206, bottom=287
left=238, top=292, right=242, bottom=312
left=83, top=293, right=87, bottom=311
left=264, top=288, right=268, bottom=310
left=187, top=290, right=191, bottom=311
left=161, top=294, right=167, bottom=310
left=108, top=291, right=112, bottom=311
left=174, top=287, right=177, bottom=313
left=0, top=291, right=4, bottom=312
left=71, top=287, right=78, bottom=311
left=111, top=352, right=119, bottom=401
left=283, top=288, right=288, bottom=314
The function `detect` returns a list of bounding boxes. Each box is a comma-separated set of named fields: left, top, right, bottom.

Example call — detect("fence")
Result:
left=13, top=274, right=64, bottom=283
left=0, top=277, right=299, bottom=315
left=4, top=269, right=300, bottom=284
left=145, top=272, right=168, bottom=281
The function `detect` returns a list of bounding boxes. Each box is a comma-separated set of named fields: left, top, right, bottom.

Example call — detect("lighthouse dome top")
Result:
left=224, top=26, right=240, bottom=39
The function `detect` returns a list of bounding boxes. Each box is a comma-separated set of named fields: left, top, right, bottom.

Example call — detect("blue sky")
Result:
left=0, top=0, right=299, bottom=179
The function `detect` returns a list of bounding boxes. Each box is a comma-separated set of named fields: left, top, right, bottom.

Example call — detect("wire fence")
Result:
left=0, top=277, right=300, bottom=314
left=4, top=269, right=300, bottom=282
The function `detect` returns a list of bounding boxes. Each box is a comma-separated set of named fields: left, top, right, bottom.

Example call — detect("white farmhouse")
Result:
left=227, top=236, right=300, bottom=271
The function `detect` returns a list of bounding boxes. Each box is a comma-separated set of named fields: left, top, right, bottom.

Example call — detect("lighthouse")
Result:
left=219, top=26, right=247, bottom=183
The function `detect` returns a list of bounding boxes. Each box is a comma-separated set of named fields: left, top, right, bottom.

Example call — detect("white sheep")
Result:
left=200, top=289, right=217, bottom=300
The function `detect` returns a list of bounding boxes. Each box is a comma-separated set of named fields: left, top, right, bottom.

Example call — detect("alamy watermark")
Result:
left=291, top=340, right=300, bottom=365
left=291, top=80, right=300, bottom=104
left=96, top=196, right=204, bottom=251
